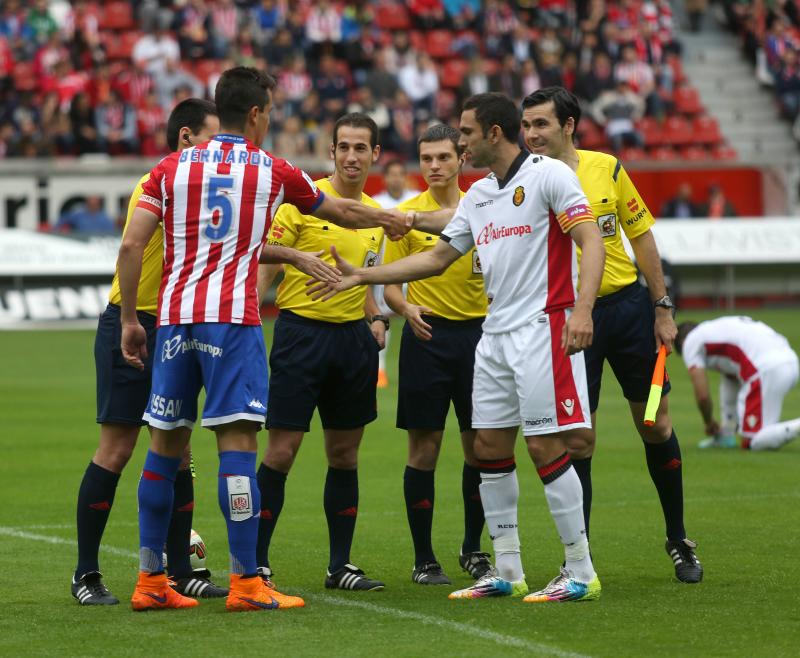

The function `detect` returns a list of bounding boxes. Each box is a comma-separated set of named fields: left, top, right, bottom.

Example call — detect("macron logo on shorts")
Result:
left=560, top=399, right=575, bottom=416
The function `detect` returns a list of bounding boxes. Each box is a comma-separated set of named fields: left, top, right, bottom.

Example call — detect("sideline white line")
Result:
left=1, top=525, right=591, bottom=658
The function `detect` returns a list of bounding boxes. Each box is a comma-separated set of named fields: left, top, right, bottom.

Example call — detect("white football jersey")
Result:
left=681, top=316, right=796, bottom=381
left=442, top=152, right=594, bottom=334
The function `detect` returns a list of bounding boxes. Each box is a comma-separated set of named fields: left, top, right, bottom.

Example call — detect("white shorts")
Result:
left=737, top=356, right=799, bottom=436
left=472, top=310, right=591, bottom=436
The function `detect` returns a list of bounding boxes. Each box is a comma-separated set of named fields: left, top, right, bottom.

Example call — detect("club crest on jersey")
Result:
left=597, top=213, right=617, bottom=237
left=512, top=186, right=525, bottom=206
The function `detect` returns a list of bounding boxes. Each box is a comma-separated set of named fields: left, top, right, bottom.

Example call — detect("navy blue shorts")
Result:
left=266, top=310, right=379, bottom=432
left=586, top=282, right=671, bottom=413
left=397, top=316, right=484, bottom=433
left=95, top=303, right=157, bottom=426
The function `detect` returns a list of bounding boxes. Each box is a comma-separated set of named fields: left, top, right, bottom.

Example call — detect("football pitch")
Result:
left=2, top=308, right=798, bottom=657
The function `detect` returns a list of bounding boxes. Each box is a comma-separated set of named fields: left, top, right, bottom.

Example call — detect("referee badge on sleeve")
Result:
left=597, top=213, right=617, bottom=237
left=363, top=250, right=379, bottom=267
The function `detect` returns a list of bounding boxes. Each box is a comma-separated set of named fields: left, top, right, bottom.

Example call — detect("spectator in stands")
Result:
left=615, top=44, right=664, bottom=119
left=33, top=32, right=69, bottom=91
left=312, top=116, right=335, bottom=160
left=444, top=0, right=480, bottom=30
left=775, top=48, right=800, bottom=119
left=306, top=0, right=343, bottom=59
left=520, top=59, right=542, bottom=98
left=490, top=53, right=523, bottom=101
left=0, top=35, right=12, bottom=92
left=252, top=0, right=284, bottom=47
left=510, top=22, right=534, bottom=64
left=40, top=91, right=73, bottom=155
left=299, top=89, right=325, bottom=127
left=660, top=183, right=699, bottom=219
left=373, top=159, right=418, bottom=208
left=55, top=196, right=117, bottom=234
left=388, top=89, right=416, bottom=158
left=53, top=60, right=90, bottom=114
left=699, top=184, right=737, bottom=218
left=26, top=0, right=58, bottom=48
left=480, top=0, right=517, bottom=57
left=136, top=90, right=167, bottom=157
left=210, top=0, right=240, bottom=59
left=95, top=89, right=138, bottom=154
left=315, top=53, right=350, bottom=120
left=575, top=51, right=616, bottom=103
left=538, top=51, right=565, bottom=87
left=535, top=26, right=565, bottom=63
left=274, top=115, right=310, bottom=159
left=262, top=26, right=299, bottom=70
left=576, top=30, right=602, bottom=72
left=174, top=0, right=211, bottom=60
left=137, top=0, right=175, bottom=34
left=459, top=55, right=490, bottom=104
left=398, top=52, right=439, bottom=120
left=365, top=50, right=399, bottom=103
left=133, top=23, right=180, bottom=78
left=280, top=55, right=313, bottom=115
left=70, top=92, right=100, bottom=155
left=764, top=17, right=792, bottom=75
left=347, top=86, right=391, bottom=133
left=383, top=31, right=416, bottom=73
left=409, top=0, right=448, bottom=29
left=592, top=80, right=645, bottom=152
left=155, top=58, right=203, bottom=114
left=114, top=60, right=153, bottom=109
left=1, top=0, right=34, bottom=59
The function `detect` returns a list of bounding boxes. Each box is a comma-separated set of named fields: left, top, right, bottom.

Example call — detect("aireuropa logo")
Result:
left=476, top=222, right=533, bottom=246
left=161, top=335, right=224, bottom=362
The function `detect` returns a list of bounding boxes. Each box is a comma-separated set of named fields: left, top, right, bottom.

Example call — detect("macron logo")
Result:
left=560, top=399, right=575, bottom=416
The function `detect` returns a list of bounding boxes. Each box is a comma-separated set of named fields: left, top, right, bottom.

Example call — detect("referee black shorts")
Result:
left=266, top=310, right=379, bottom=432
left=397, top=315, right=484, bottom=433
left=585, top=282, right=672, bottom=413
left=95, top=303, right=157, bottom=425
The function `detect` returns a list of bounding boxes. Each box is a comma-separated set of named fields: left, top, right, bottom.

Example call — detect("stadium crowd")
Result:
left=0, top=0, right=717, bottom=161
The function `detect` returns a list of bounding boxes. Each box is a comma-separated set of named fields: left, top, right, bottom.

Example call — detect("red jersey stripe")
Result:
left=548, top=309, right=584, bottom=426
left=545, top=208, right=575, bottom=314
left=705, top=343, right=758, bottom=381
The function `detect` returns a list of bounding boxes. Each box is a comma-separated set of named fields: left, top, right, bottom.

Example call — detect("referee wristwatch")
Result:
left=653, top=295, right=675, bottom=311
left=370, top=314, right=390, bottom=330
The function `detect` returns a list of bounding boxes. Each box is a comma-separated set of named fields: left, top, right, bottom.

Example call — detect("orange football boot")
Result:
left=227, top=574, right=304, bottom=611
left=131, top=572, right=198, bottom=611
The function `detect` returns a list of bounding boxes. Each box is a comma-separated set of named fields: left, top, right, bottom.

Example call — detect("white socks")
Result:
left=479, top=469, right=524, bottom=582
left=749, top=418, right=800, bottom=450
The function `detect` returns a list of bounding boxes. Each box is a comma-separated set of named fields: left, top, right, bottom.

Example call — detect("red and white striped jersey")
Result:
left=137, top=133, right=323, bottom=327
left=441, top=152, right=594, bottom=334
left=681, top=316, right=796, bottom=381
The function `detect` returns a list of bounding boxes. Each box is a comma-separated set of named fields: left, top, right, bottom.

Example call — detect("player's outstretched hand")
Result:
left=562, top=306, right=593, bottom=355
left=305, top=245, right=361, bottom=301
left=121, top=321, right=148, bottom=370
left=293, top=249, right=342, bottom=283
left=404, top=304, right=433, bottom=341
left=384, top=209, right=414, bottom=242
left=654, top=308, right=677, bottom=354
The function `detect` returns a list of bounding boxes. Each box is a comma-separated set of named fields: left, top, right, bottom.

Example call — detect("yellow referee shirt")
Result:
left=267, top=178, right=384, bottom=322
left=384, top=190, right=486, bottom=321
left=575, top=149, right=654, bottom=297
left=108, top=173, right=163, bottom=315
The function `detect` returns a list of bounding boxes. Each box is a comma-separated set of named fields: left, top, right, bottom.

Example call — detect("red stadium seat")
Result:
left=680, top=145, right=710, bottom=161
left=408, top=30, right=426, bottom=52
left=104, top=30, right=141, bottom=60
left=374, top=3, right=411, bottom=31
left=711, top=145, right=738, bottom=161
left=673, top=86, right=704, bottom=116
left=662, top=116, right=693, bottom=147
left=649, top=146, right=679, bottom=161
left=190, top=59, right=223, bottom=84
left=666, top=53, right=686, bottom=84
left=576, top=120, right=607, bottom=150
left=619, top=146, right=647, bottom=162
left=425, top=30, right=455, bottom=59
left=638, top=117, right=664, bottom=147
left=440, top=59, right=469, bottom=88
left=99, top=1, right=135, bottom=31
left=692, top=116, right=723, bottom=146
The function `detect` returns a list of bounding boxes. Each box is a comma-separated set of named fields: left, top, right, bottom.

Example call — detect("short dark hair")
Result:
left=418, top=123, right=463, bottom=156
left=214, top=66, right=276, bottom=130
left=522, top=86, right=582, bottom=137
left=675, top=321, right=698, bottom=356
left=166, top=98, right=217, bottom=151
left=333, top=112, right=379, bottom=149
left=382, top=158, right=406, bottom=175
left=462, top=92, right=520, bottom=143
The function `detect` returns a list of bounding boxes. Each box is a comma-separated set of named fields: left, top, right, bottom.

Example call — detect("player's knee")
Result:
left=563, top=429, right=595, bottom=458
left=95, top=425, right=138, bottom=472
left=638, top=414, right=673, bottom=443
left=408, top=433, right=441, bottom=470
left=327, top=445, right=358, bottom=470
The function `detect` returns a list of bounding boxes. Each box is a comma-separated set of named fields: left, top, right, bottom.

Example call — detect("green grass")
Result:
left=1, top=309, right=799, bottom=657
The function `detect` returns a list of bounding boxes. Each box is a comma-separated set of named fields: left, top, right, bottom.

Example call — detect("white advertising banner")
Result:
left=0, top=230, right=118, bottom=275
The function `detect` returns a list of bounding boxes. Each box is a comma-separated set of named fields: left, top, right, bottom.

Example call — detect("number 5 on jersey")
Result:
left=205, top=176, right=235, bottom=241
